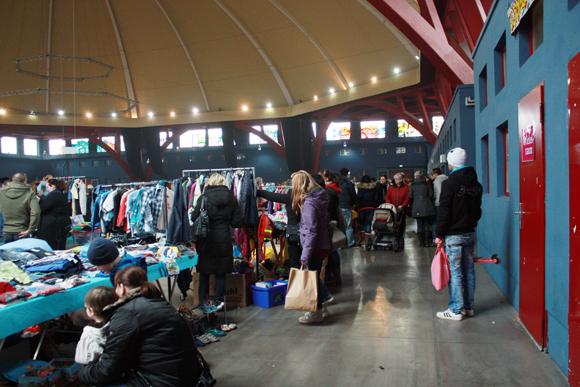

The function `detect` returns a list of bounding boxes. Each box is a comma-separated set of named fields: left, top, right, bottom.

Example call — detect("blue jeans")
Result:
left=341, top=208, right=355, bottom=247
left=358, top=209, right=374, bottom=234
left=445, top=232, right=476, bottom=313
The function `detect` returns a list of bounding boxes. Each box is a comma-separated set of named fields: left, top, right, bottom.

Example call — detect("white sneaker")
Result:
left=436, top=309, right=464, bottom=321
left=462, top=308, right=475, bottom=317
left=299, top=310, right=324, bottom=324
left=322, top=304, right=329, bottom=318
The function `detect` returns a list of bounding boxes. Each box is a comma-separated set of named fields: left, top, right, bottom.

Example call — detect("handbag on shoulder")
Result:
left=191, top=195, right=209, bottom=242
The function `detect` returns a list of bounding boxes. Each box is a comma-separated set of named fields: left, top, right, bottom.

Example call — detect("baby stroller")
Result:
left=365, top=203, right=404, bottom=252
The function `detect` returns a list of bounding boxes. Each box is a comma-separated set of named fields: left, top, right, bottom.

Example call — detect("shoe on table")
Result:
left=299, top=310, right=324, bottom=324
left=436, top=309, right=464, bottom=321
left=199, top=300, right=217, bottom=314
left=462, top=308, right=475, bottom=317
left=211, top=299, right=225, bottom=311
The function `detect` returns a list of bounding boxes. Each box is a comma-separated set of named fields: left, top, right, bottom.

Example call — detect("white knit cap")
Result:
left=447, top=147, right=467, bottom=168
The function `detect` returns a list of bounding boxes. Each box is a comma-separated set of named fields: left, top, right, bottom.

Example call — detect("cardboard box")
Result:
left=193, top=273, right=253, bottom=308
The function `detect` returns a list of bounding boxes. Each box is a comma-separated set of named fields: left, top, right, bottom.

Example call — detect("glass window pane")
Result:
left=1, top=137, right=17, bottom=154
left=49, top=139, right=66, bottom=155
left=120, top=136, right=125, bottom=152
left=312, top=122, right=317, bottom=138
left=249, top=126, right=266, bottom=144
left=208, top=128, right=223, bottom=146
left=180, top=130, right=206, bottom=148
left=397, top=120, right=422, bottom=137
left=432, top=116, right=444, bottom=135
left=23, top=139, right=38, bottom=156
left=98, top=136, right=116, bottom=152
left=160, top=131, right=173, bottom=149
left=72, top=138, right=89, bottom=154
left=361, top=121, right=385, bottom=139
left=326, top=122, right=351, bottom=141
left=263, top=125, right=278, bottom=142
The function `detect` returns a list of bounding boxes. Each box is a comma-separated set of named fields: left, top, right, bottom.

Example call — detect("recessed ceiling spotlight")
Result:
left=148, top=111, right=154, bottom=117
left=267, top=103, right=272, bottom=108
left=314, top=95, right=318, bottom=100
left=58, top=110, right=64, bottom=116
left=192, top=108, right=199, bottom=114
left=242, top=105, right=248, bottom=111
left=0, top=109, right=5, bottom=115
left=415, top=55, right=420, bottom=60
left=394, top=68, right=400, bottom=74
left=86, top=113, right=92, bottom=118
left=329, top=88, right=335, bottom=93
left=111, top=112, right=117, bottom=117
left=349, top=82, right=354, bottom=88
left=30, top=111, right=35, bottom=115
left=170, top=111, right=175, bottom=116
left=372, top=77, right=377, bottom=83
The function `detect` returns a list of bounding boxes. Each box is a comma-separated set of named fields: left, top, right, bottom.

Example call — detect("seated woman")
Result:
left=78, top=266, right=201, bottom=387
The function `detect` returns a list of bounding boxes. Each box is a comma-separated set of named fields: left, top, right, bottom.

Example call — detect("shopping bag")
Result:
left=431, top=242, right=450, bottom=291
left=284, top=266, right=318, bottom=312
left=191, top=195, right=209, bottom=242
left=328, top=222, right=346, bottom=252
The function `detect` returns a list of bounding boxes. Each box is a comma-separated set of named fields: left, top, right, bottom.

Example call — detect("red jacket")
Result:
left=385, top=183, right=410, bottom=207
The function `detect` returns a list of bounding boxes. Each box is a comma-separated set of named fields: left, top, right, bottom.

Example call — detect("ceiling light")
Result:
left=58, top=110, right=64, bottom=116
left=372, top=77, right=377, bottom=83
left=343, top=141, right=347, bottom=148
left=86, top=113, right=92, bottom=118
left=349, top=82, right=354, bottom=88
left=242, top=105, right=248, bottom=111
left=399, top=165, right=403, bottom=167
left=314, top=95, right=318, bottom=100
left=329, top=88, right=335, bottom=93
left=170, top=111, right=175, bottom=116
left=0, top=109, right=5, bottom=115
left=192, top=108, right=199, bottom=114
left=267, top=103, right=272, bottom=108
left=148, top=111, right=154, bottom=117
left=30, top=111, right=35, bottom=115
left=258, top=145, right=262, bottom=151
left=111, top=112, right=117, bottom=117
left=394, top=68, right=400, bottom=74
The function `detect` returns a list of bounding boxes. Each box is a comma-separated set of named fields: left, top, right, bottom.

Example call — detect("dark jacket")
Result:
left=324, top=184, right=340, bottom=222
left=191, top=185, right=243, bottom=275
left=167, top=179, right=191, bottom=244
left=356, top=182, right=379, bottom=210
left=375, top=182, right=389, bottom=206
left=37, top=191, right=71, bottom=248
left=409, top=178, right=436, bottom=218
left=78, top=291, right=201, bottom=387
left=436, top=167, right=483, bottom=239
left=338, top=176, right=357, bottom=209
left=299, top=187, right=331, bottom=264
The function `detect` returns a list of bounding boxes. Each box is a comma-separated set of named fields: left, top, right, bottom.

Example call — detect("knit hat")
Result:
left=447, top=147, right=467, bottom=168
left=87, top=238, right=119, bottom=266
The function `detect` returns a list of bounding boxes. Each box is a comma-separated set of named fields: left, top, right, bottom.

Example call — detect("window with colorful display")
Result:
left=49, top=139, right=66, bottom=155
left=432, top=116, right=444, bottom=135
left=160, top=131, right=173, bottom=149
left=250, top=125, right=278, bottom=144
left=1, top=136, right=17, bottom=154
left=97, top=136, right=116, bottom=152
left=72, top=138, right=89, bottom=154
left=326, top=122, right=351, bottom=141
left=361, top=121, right=386, bottom=139
left=23, top=139, right=38, bottom=156
left=180, top=130, right=206, bottom=148
left=208, top=128, right=223, bottom=146
left=397, top=120, right=422, bottom=137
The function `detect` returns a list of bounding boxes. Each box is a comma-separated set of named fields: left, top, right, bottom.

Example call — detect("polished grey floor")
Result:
left=176, top=222, right=568, bottom=387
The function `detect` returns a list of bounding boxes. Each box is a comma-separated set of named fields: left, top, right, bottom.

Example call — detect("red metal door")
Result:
left=568, top=50, right=580, bottom=387
left=518, top=83, right=546, bottom=348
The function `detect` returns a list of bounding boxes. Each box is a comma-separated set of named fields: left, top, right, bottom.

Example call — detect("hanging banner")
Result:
left=522, top=124, right=535, bottom=162
left=508, top=0, right=537, bottom=34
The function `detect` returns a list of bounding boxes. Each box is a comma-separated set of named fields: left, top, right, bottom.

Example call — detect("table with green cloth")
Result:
left=0, top=254, right=198, bottom=340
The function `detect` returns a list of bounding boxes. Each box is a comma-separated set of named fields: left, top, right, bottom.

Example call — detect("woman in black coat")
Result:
left=356, top=175, right=379, bottom=246
left=409, top=170, right=436, bottom=247
left=78, top=266, right=201, bottom=387
left=37, top=179, right=71, bottom=250
left=191, top=173, right=243, bottom=311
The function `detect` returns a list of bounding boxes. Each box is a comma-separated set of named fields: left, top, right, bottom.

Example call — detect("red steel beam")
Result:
left=367, top=0, right=473, bottom=86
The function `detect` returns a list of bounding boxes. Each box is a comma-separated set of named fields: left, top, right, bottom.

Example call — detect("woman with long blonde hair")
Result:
left=291, top=170, right=331, bottom=324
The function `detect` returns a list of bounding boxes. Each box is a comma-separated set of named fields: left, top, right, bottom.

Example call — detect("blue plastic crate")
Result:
left=252, top=280, right=288, bottom=308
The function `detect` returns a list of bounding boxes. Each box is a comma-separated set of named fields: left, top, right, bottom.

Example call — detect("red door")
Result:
left=568, top=50, right=580, bottom=387
left=518, top=83, right=546, bottom=348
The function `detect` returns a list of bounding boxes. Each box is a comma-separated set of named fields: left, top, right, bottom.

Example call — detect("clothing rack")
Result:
left=52, top=176, right=86, bottom=180
left=182, top=167, right=256, bottom=177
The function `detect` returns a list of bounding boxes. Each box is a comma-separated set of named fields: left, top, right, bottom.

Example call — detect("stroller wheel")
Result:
left=393, top=238, right=400, bottom=252
left=399, top=236, right=405, bottom=250
left=365, top=236, right=372, bottom=251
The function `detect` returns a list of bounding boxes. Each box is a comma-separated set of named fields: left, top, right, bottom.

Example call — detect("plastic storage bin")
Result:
left=252, top=280, right=288, bottom=308
left=72, top=230, right=99, bottom=246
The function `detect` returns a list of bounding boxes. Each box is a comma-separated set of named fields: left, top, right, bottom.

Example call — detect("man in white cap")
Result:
left=435, top=147, right=482, bottom=321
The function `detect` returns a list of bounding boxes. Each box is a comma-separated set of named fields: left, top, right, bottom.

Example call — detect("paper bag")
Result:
left=284, top=267, right=318, bottom=312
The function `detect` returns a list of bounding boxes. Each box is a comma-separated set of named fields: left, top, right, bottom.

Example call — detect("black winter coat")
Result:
left=78, top=291, right=201, bottom=387
left=338, top=176, right=357, bottom=209
left=356, top=182, right=379, bottom=209
left=375, top=182, right=389, bottom=206
left=436, top=167, right=483, bottom=239
left=409, top=178, right=436, bottom=218
left=191, top=185, right=243, bottom=275
left=37, top=191, right=71, bottom=247
left=324, top=186, right=340, bottom=221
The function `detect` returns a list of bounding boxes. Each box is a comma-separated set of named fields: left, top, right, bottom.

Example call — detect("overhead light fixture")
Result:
left=372, top=77, right=377, bottom=83
left=170, top=111, right=175, bottom=116
left=314, top=95, right=318, bottom=100
left=0, top=109, right=5, bottom=115
left=86, top=113, right=92, bottom=118
left=58, top=110, right=64, bottom=116
left=267, top=103, right=272, bottom=108
left=415, top=55, right=420, bottom=60
left=343, top=141, right=347, bottom=148
left=30, top=111, right=35, bottom=115
left=148, top=111, right=154, bottom=117
left=394, top=68, right=400, bottom=74
left=399, top=165, right=403, bottom=167
left=192, top=108, right=199, bottom=114
left=242, top=105, right=248, bottom=111
left=258, top=145, right=261, bottom=151
left=329, top=88, right=335, bottom=93
left=111, top=112, right=117, bottom=117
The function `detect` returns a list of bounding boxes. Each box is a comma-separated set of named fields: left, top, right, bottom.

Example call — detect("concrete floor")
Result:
left=174, top=221, right=569, bottom=387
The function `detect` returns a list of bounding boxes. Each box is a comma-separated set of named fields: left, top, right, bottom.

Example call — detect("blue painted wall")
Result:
left=473, top=0, right=580, bottom=374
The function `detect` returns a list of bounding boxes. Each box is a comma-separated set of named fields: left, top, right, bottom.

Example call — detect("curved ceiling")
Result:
left=0, top=0, right=422, bottom=127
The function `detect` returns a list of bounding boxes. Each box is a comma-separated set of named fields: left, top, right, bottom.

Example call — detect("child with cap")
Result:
left=75, top=286, right=118, bottom=365
left=87, top=238, right=147, bottom=286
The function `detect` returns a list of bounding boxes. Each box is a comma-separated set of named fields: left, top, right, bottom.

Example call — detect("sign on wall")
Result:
left=508, top=0, right=537, bottom=34
left=522, top=123, right=535, bottom=162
